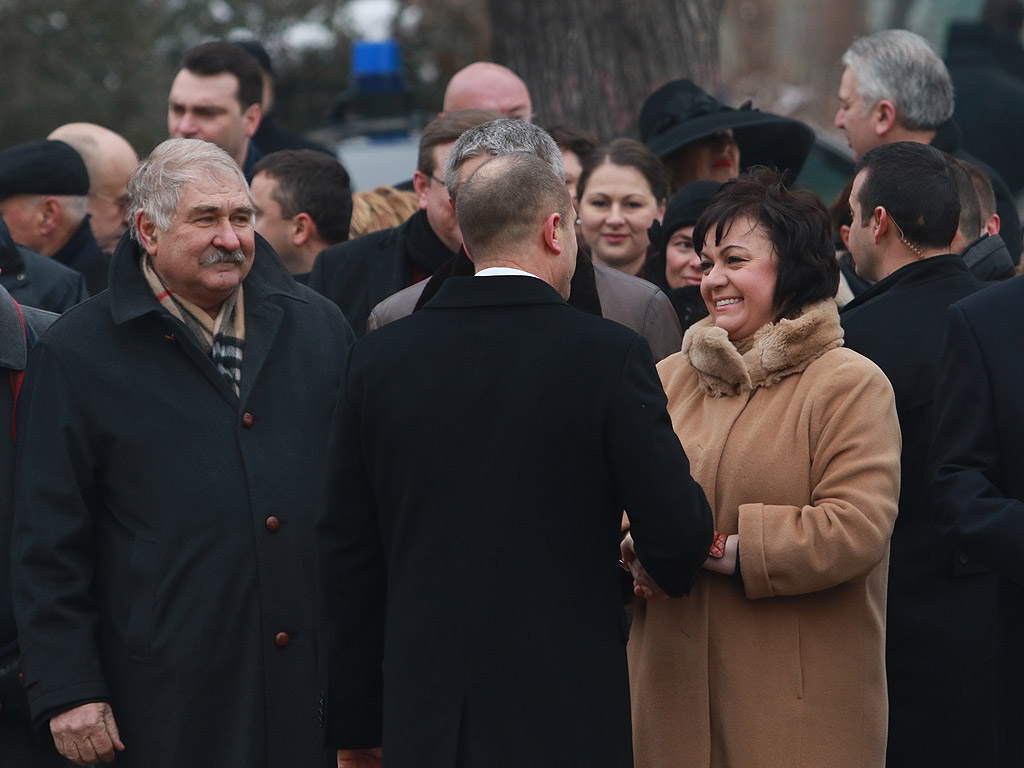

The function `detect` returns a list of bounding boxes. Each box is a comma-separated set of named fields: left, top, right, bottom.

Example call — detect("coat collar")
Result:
left=52, top=216, right=103, bottom=273
left=840, top=253, right=971, bottom=314
left=962, top=233, right=1015, bottom=281
left=0, top=286, right=27, bottom=371
left=682, top=299, right=843, bottom=397
left=108, top=232, right=306, bottom=326
left=424, top=274, right=567, bottom=310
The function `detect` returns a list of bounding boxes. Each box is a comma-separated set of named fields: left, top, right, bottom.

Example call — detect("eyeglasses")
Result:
left=428, top=173, right=445, bottom=186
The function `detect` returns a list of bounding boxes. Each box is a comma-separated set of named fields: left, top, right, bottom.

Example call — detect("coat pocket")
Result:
left=125, top=537, right=158, bottom=663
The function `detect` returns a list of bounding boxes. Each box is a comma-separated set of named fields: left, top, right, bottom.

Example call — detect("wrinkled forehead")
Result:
left=176, top=170, right=254, bottom=213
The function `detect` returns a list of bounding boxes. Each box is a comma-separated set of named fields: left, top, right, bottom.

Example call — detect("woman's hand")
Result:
left=621, top=533, right=668, bottom=600
left=702, top=534, right=739, bottom=576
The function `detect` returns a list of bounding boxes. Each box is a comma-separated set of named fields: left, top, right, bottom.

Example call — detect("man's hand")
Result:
left=620, top=533, right=667, bottom=600
left=50, top=702, right=125, bottom=765
left=338, top=747, right=382, bottom=767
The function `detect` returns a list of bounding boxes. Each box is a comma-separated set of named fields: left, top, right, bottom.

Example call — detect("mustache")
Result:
left=199, top=248, right=246, bottom=267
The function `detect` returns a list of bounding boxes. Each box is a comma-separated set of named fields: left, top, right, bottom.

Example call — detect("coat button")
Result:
left=18, top=672, right=25, bottom=685
left=266, top=516, right=280, bottom=532
left=242, top=412, right=254, bottom=428
left=275, top=632, right=290, bottom=648
left=959, top=552, right=970, bottom=565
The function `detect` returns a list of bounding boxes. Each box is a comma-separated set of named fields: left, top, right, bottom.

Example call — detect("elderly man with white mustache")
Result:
left=11, top=138, right=353, bottom=768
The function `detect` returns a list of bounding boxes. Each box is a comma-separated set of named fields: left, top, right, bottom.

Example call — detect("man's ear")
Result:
left=412, top=171, right=429, bottom=210
left=986, top=213, right=1001, bottom=236
left=874, top=100, right=898, bottom=138
left=292, top=212, right=315, bottom=247
left=543, top=212, right=564, bottom=254
left=38, top=197, right=62, bottom=236
left=243, top=103, right=262, bottom=138
left=873, top=207, right=891, bottom=244
left=136, top=211, right=159, bottom=257
left=839, top=224, right=851, bottom=251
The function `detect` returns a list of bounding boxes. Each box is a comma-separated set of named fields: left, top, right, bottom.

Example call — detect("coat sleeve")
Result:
left=316, top=345, right=386, bottom=749
left=12, top=343, right=110, bottom=727
left=926, top=303, right=1024, bottom=583
left=640, top=288, right=683, bottom=363
left=606, top=336, right=714, bottom=597
left=738, top=354, right=901, bottom=599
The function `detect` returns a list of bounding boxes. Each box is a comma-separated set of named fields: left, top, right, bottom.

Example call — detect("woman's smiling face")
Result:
left=699, top=215, right=778, bottom=341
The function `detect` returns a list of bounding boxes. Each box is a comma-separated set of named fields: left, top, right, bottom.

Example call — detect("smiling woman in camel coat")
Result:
left=628, top=300, right=901, bottom=768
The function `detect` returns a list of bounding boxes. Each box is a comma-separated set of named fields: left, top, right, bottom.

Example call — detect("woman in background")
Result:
left=644, top=181, right=719, bottom=331
left=575, top=139, right=667, bottom=277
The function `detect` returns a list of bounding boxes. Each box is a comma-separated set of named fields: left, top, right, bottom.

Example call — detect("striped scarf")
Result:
left=142, top=255, right=245, bottom=395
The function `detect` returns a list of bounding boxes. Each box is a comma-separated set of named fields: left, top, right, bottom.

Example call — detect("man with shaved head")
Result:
left=48, top=123, right=140, bottom=258
left=318, top=151, right=712, bottom=768
left=443, top=61, right=533, bottom=122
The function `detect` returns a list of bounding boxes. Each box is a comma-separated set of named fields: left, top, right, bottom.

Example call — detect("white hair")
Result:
left=842, top=29, right=954, bottom=130
left=55, top=194, right=89, bottom=224
left=128, top=138, right=252, bottom=242
left=443, top=119, right=565, bottom=200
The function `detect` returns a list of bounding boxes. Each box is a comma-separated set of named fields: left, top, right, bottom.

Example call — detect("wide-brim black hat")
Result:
left=640, top=79, right=815, bottom=178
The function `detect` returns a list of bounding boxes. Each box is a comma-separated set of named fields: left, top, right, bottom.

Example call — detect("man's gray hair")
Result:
left=443, top=119, right=565, bottom=200
left=128, top=138, right=252, bottom=242
left=842, top=29, right=954, bottom=131
left=55, top=194, right=89, bottom=224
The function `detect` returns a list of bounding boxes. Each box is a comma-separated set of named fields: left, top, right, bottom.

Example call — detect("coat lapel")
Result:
left=238, top=298, right=283, bottom=408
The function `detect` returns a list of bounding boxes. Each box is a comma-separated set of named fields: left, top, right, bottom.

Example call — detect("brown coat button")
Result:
left=242, top=412, right=254, bottom=428
left=275, top=632, right=290, bottom=648
left=266, top=516, right=280, bottom=532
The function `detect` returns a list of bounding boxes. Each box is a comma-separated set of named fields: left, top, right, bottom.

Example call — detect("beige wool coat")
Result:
left=628, top=300, right=901, bottom=768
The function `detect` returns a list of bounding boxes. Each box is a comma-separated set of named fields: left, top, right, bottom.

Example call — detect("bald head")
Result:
left=48, top=123, right=140, bottom=253
left=443, top=62, right=533, bottom=123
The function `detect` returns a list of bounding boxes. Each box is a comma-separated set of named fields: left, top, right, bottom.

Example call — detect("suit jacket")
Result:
left=841, top=255, right=995, bottom=768
left=318, top=275, right=713, bottom=768
left=927, top=274, right=1024, bottom=768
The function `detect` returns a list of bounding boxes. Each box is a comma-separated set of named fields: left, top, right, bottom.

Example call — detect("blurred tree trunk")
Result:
left=485, top=0, right=724, bottom=139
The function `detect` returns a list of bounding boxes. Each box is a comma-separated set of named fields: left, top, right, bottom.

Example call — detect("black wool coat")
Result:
left=0, top=289, right=67, bottom=766
left=12, top=234, right=353, bottom=768
left=309, top=209, right=454, bottom=336
left=926, top=274, right=1024, bottom=768
left=318, top=275, right=714, bottom=768
left=840, top=254, right=995, bottom=768
left=0, top=219, right=88, bottom=314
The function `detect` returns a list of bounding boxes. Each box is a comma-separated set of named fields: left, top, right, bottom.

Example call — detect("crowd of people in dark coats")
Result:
left=4, top=3, right=1024, bottom=767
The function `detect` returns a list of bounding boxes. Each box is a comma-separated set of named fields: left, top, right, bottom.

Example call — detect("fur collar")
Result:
left=681, top=299, right=843, bottom=397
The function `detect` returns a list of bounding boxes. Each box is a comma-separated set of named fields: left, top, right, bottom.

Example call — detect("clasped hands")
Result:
left=621, top=531, right=739, bottom=600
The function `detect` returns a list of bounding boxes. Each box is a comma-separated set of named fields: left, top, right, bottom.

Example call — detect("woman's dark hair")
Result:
left=693, top=167, right=839, bottom=322
left=546, top=124, right=599, bottom=164
left=576, top=138, right=668, bottom=203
